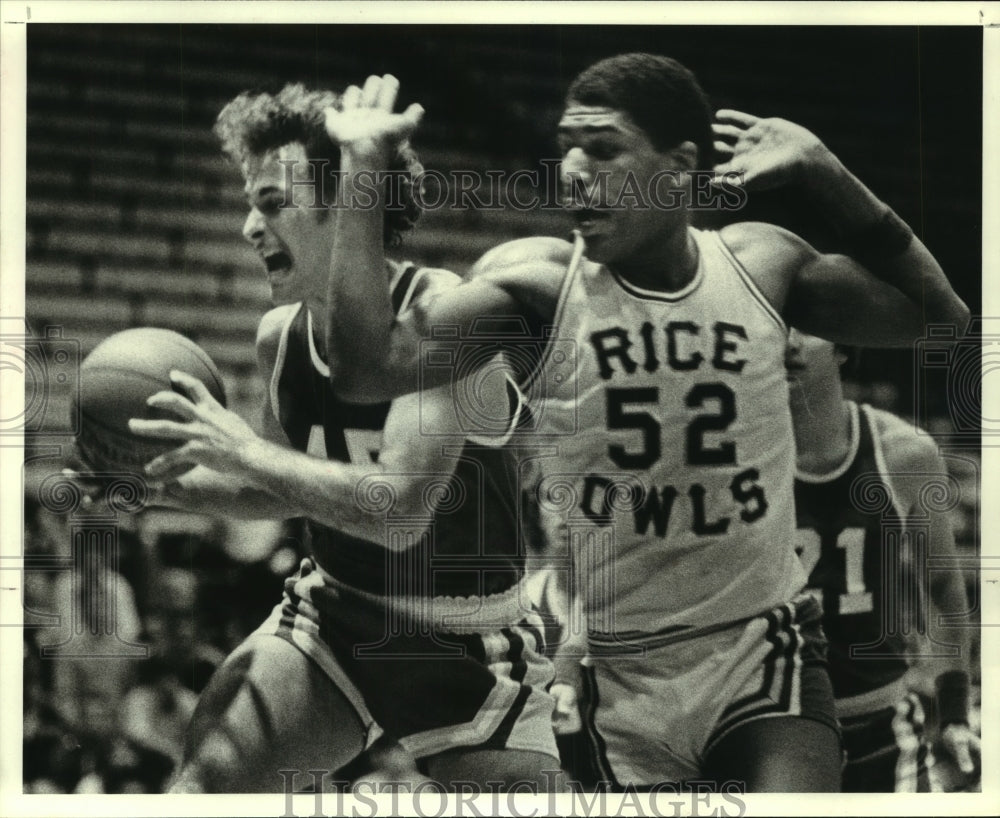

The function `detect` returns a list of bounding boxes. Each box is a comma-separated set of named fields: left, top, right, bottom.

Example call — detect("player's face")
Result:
left=785, top=329, right=843, bottom=394
left=241, top=142, right=335, bottom=305
left=557, top=104, right=687, bottom=267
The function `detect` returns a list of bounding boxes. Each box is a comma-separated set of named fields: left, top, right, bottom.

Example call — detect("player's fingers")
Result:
left=145, top=444, right=199, bottom=479
left=128, top=417, right=200, bottom=440
left=341, top=84, right=362, bottom=110
left=147, top=462, right=195, bottom=486
left=713, top=140, right=735, bottom=156
left=169, top=370, right=215, bottom=406
left=361, top=74, right=382, bottom=107
left=146, top=389, right=199, bottom=420
left=401, top=102, right=425, bottom=128
left=324, top=107, right=343, bottom=138
left=146, top=478, right=179, bottom=506
left=711, top=122, right=745, bottom=141
left=374, top=74, right=400, bottom=111
left=961, top=731, right=982, bottom=769
left=953, top=740, right=975, bottom=774
left=708, top=170, right=745, bottom=189
left=381, top=104, right=426, bottom=140
left=715, top=109, right=760, bottom=127
left=713, top=160, right=737, bottom=177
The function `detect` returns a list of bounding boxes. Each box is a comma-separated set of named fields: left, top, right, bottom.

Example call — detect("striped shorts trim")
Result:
left=254, top=557, right=558, bottom=762
left=579, top=594, right=836, bottom=785
left=840, top=692, right=933, bottom=792
left=702, top=602, right=803, bottom=753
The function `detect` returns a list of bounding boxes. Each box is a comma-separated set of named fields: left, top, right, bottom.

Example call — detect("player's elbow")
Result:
left=944, top=297, right=972, bottom=334
left=392, top=484, right=436, bottom=532
left=354, top=477, right=435, bottom=549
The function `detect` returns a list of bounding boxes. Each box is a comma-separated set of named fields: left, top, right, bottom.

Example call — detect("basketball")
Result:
left=73, top=328, right=227, bottom=474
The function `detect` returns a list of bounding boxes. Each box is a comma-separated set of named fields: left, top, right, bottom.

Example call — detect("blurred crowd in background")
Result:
left=22, top=498, right=301, bottom=793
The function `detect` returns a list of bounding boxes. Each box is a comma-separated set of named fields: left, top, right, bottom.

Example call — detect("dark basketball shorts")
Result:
left=839, top=684, right=933, bottom=792
left=253, top=557, right=559, bottom=762
left=579, top=593, right=839, bottom=785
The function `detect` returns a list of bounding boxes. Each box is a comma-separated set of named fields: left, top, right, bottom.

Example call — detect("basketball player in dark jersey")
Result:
left=124, top=83, right=560, bottom=792
left=787, top=329, right=978, bottom=791
left=319, top=63, right=969, bottom=792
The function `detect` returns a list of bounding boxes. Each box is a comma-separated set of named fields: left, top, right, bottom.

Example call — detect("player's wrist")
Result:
left=340, top=141, right=394, bottom=174
left=802, top=153, right=914, bottom=265
left=795, top=139, right=840, bottom=190
left=237, top=436, right=282, bottom=486
left=935, top=669, right=971, bottom=728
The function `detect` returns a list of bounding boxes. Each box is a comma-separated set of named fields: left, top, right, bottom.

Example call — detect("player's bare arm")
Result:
left=343, top=237, right=569, bottom=403
left=714, top=110, right=970, bottom=343
left=128, top=317, right=472, bottom=545
left=322, top=74, right=424, bottom=398
left=875, top=413, right=980, bottom=774
left=323, top=75, right=566, bottom=403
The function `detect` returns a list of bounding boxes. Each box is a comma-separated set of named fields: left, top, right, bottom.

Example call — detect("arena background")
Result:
left=18, top=23, right=983, bottom=794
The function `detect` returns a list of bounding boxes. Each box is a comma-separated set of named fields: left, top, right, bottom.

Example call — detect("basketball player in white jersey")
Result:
left=787, top=329, right=979, bottom=791
left=321, top=59, right=969, bottom=790
left=115, top=82, right=561, bottom=792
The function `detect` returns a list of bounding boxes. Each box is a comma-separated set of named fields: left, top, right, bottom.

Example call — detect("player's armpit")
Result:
left=340, top=277, right=526, bottom=402
left=334, top=244, right=567, bottom=404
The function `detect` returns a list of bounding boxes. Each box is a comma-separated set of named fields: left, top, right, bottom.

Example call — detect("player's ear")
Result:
left=668, top=140, right=698, bottom=173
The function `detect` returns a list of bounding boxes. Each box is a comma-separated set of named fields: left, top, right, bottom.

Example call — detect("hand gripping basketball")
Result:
left=128, top=370, right=259, bottom=482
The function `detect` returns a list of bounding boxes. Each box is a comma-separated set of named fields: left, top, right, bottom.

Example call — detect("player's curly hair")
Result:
left=214, top=83, right=422, bottom=247
left=567, top=53, right=714, bottom=167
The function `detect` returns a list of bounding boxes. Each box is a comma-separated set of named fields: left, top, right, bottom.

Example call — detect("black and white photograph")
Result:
left=1, top=2, right=995, bottom=816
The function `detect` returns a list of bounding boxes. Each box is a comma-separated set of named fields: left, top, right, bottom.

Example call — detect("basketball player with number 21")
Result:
left=322, top=60, right=970, bottom=791
left=787, top=329, right=978, bottom=792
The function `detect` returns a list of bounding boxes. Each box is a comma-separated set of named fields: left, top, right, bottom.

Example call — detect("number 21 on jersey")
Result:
left=795, top=527, right=873, bottom=614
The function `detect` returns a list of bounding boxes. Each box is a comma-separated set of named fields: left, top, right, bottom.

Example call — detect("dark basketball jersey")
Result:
left=794, top=402, right=912, bottom=699
left=268, top=266, right=523, bottom=599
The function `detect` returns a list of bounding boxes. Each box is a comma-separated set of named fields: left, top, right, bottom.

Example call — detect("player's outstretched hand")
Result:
left=712, top=109, right=829, bottom=191
left=940, top=722, right=981, bottom=777
left=324, top=74, right=424, bottom=168
left=128, top=370, right=259, bottom=483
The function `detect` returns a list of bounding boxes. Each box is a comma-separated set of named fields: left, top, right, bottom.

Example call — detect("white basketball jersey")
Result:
left=528, top=228, right=806, bottom=643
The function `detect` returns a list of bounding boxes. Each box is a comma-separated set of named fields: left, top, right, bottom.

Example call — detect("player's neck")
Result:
left=793, top=389, right=853, bottom=474
left=610, top=225, right=697, bottom=292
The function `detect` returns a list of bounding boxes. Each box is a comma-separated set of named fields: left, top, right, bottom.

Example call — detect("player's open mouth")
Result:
left=264, top=251, right=293, bottom=277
